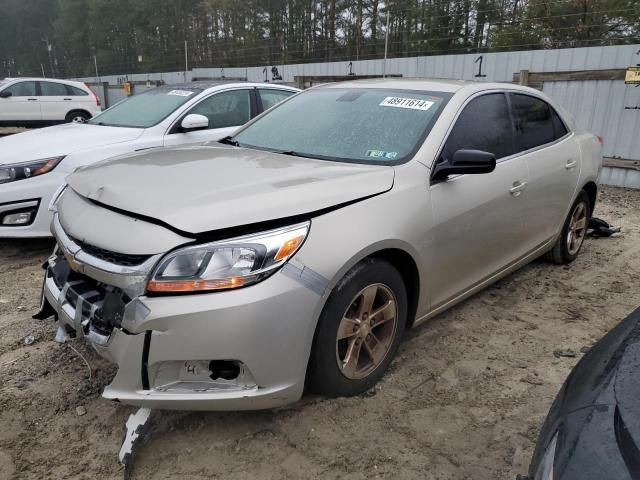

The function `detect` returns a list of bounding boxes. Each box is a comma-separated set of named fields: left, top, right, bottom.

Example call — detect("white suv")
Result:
left=0, top=78, right=102, bottom=126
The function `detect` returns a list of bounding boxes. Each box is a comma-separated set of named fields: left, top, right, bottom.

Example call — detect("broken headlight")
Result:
left=0, top=156, right=65, bottom=184
left=147, top=222, right=310, bottom=293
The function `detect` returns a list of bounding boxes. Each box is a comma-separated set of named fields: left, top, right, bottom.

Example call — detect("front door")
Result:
left=164, top=89, right=254, bottom=147
left=426, top=92, right=529, bottom=308
left=0, top=81, right=41, bottom=122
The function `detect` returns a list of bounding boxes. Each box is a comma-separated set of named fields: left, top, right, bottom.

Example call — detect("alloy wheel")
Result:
left=335, top=283, right=398, bottom=380
left=567, top=201, right=588, bottom=256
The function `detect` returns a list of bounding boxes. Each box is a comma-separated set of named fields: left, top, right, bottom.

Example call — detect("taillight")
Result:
left=596, top=135, right=604, bottom=145
left=86, top=84, right=101, bottom=107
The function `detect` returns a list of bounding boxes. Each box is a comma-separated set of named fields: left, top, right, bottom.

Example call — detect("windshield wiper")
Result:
left=275, top=150, right=319, bottom=160
left=219, top=136, right=240, bottom=147
left=277, top=150, right=303, bottom=157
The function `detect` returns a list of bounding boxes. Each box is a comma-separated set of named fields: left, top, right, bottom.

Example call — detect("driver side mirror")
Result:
left=0, top=91, right=12, bottom=98
left=431, top=149, right=496, bottom=183
left=180, top=113, right=209, bottom=132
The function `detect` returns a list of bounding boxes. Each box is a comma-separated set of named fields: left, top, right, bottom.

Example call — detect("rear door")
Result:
left=38, top=81, right=71, bottom=121
left=163, top=88, right=255, bottom=147
left=427, top=92, right=529, bottom=307
left=509, top=93, right=580, bottom=252
left=0, top=81, right=41, bottom=122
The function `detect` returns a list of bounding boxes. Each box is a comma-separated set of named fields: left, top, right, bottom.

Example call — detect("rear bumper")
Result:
left=42, top=248, right=324, bottom=411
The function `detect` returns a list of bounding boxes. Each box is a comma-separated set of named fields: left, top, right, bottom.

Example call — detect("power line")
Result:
left=35, top=15, right=634, bottom=76
left=35, top=36, right=638, bottom=80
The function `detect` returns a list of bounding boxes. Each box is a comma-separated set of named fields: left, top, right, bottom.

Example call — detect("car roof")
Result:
left=166, top=81, right=298, bottom=91
left=315, top=77, right=545, bottom=95
left=1, top=77, right=86, bottom=86
left=318, top=77, right=472, bottom=93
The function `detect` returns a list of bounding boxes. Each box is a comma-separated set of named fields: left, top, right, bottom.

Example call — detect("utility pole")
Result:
left=44, top=38, right=55, bottom=77
left=184, top=40, right=188, bottom=81
left=383, top=9, right=390, bottom=78
left=41, top=64, right=46, bottom=77
left=94, top=55, right=100, bottom=82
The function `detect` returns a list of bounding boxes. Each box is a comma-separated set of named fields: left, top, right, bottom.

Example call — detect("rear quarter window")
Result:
left=67, top=85, right=89, bottom=96
left=551, top=109, right=568, bottom=138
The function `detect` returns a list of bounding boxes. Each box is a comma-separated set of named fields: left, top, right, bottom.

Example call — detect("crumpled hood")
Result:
left=67, top=145, right=395, bottom=235
left=0, top=123, right=144, bottom=165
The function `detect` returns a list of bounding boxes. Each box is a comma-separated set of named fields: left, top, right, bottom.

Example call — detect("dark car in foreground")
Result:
left=528, top=306, right=640, bottom=480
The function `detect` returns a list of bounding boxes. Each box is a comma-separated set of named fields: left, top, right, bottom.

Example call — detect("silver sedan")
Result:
left=38, top=79, right=603, bottom=410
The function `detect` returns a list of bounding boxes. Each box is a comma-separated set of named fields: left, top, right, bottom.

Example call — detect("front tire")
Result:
left=307, top=259, right=407, bottom=397
left=549, top=190, right=591, bottom=264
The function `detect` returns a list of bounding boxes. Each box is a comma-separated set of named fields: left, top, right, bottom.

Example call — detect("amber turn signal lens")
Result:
left=147, top=277, right=244, bottom=293
left=274, top=235, right=305, bottom=261
left=33, top=158, right=61, bottom=176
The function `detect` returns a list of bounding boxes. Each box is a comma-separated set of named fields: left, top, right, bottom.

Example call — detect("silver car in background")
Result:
left=38, top=79, right=603, bottom=410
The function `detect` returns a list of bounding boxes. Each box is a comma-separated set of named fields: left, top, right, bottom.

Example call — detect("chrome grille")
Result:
left=68, top=236, right=151, bottom=267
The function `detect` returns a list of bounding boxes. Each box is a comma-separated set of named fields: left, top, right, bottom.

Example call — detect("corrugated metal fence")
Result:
left=75, top=44, right=640, bottom=161
left=543, top=80, right=640, bottom=161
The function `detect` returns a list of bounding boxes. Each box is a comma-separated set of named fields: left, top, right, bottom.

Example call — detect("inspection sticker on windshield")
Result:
left=167, top=90, right=194, bottom=97
left=380, top=97, right=434, bottom=111
left=366, top=150, right=398, bottom=159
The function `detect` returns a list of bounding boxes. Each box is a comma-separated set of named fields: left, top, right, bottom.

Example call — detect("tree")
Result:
left=0, top=0, right=637, bottom=78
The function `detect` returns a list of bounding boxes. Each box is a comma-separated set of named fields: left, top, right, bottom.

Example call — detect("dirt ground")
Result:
left=1, top=186, right=639, bottom=480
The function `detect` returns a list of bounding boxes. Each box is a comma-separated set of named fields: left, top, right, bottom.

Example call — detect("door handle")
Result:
left=509, top=181, right=527, bottom=196
left=27, top=98, right=38, bottom=101
left=565, top=159, right=577, bottom=169
left=63, top=98, right=72, bottom=101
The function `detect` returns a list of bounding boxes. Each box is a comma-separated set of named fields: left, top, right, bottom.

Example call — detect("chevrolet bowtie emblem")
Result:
left=65, top=253, right=82, bottom=273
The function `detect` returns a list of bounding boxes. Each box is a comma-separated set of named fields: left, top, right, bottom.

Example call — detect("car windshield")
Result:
left=233, top=87, right=451, bottom=164
left=88, top=87, right=202, bottom=128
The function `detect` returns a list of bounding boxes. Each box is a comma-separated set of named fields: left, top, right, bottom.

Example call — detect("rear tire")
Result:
left=548, top=190, right=591, bottom=264
left=307, top=259, right=407, bottom=397
left=65, top=111, right=91, bottom=123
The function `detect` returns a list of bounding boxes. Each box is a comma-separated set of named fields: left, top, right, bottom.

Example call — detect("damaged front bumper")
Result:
left=39, top=213, right=324, bottom=410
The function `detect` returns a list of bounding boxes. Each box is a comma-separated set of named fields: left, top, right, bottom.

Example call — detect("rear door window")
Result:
left=510, top=94, right=566, bottom=151
left=259, top=89, right=295, bottom=110
left=40, top=81, right=69, bottom=96
left=441, top=93, right=515, bottom=162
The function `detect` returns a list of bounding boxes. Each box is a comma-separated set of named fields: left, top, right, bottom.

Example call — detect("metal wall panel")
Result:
left=543, top=80, right=640, bottom=160
left=599, top=167, right=640, bottom=189
left=74, top=44, right=640, bottom=160
left=76, top=44, right=640, bottom=85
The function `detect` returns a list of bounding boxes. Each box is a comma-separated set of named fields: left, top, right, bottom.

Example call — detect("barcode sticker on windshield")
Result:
left=380, top=97, right=434, bottom=111
left=167, top=90, right=194, bottom=97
